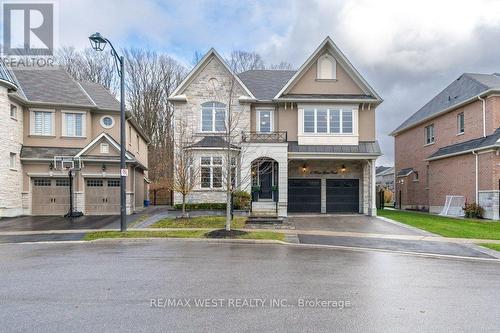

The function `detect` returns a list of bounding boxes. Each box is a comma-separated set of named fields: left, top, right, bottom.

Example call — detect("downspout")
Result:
left=133, top=165, right=138, bottom=212
left=472, top=150, right=478, bottom=203
left=478, top=96, right=486, bottom=137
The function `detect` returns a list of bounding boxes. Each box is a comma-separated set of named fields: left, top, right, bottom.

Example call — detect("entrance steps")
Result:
left=249, top=201, right=282, bottom=224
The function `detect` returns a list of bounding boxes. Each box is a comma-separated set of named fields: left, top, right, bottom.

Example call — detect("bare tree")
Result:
left=192, top=50, right=204, bottom=66
left=228, top=50, right=265, bottom=73
left=268, top=61, right=293, bottom=70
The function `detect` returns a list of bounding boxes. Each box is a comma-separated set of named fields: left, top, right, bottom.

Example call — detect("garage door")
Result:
left=326, top=179, right=359, bottom=213
left=288, top=179, right=321, bottom=213
left=85, top=179, right=120, bottom=215
left=32, top=178, right=70, bottom=215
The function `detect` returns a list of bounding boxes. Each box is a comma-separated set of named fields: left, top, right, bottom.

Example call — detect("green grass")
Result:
left=378, top=209, right=500, bottom=240
left=83, top=229, right=284, bottom=242
left=151, top=216, right=246, bottom=229
left=479, top=243, right=500, bottom=252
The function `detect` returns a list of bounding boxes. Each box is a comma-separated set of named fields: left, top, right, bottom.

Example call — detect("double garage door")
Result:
left=288, top=179, right=359, bottom=213
left=85, top=179, right=120, bottom=215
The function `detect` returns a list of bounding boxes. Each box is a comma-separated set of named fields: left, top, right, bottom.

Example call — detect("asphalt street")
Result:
left=1, top=239, right=499, bottom=332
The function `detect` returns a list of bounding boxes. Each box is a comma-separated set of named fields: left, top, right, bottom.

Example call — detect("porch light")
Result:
left=88, top=32, right=107, bottom=51
left=341, top=164, right=346, bottom=173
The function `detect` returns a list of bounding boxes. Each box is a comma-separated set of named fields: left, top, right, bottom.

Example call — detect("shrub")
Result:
left=463, top=202, right=484, bottom=218
left=233, top=191, right=251, bottom=210
left=173, top=203, right=226, bottom=210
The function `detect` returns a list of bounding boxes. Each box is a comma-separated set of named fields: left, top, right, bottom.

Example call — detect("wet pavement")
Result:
left=0, top=240, right=499, bottom=332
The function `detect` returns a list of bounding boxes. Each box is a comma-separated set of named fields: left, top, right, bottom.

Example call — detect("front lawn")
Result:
left=151, top=216, right=246, bottom=229
left=378, top=209, right=500, bottom=240
left=479, top=243, right=500, bottom=252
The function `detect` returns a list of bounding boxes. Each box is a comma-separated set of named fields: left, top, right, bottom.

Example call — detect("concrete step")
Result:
left=246, top=216, right=284, bottom=224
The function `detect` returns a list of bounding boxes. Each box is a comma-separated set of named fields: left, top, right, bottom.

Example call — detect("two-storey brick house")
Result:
left=0, top=64, right=149, bottom=217
left=392, top=73, right=500, bottom=219
left=168, top=37, right=382, bottom=217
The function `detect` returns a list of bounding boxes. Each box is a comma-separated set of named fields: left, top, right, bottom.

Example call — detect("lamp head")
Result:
left=89, top=32, right=107, bottom=51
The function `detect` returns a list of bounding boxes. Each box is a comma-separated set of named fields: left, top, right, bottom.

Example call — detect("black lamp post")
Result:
left=89, top=32, right=127, bottom=232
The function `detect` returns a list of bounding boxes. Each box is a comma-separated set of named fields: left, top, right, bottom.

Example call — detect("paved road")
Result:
left=1, top=240, right=499, bottom=332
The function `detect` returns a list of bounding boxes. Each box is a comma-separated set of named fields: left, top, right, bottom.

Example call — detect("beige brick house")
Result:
left=392, top=73, right=500, bottom=219
left=0, top=64, right=149, bottom=217
left=168, top=37, right=382, bottom=217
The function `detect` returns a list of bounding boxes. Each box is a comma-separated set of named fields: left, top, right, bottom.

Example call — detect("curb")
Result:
left=375, top=215, right=439, bottom=237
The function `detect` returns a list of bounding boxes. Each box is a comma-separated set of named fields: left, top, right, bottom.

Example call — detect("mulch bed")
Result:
left=205, top=229, right=248, bottom=239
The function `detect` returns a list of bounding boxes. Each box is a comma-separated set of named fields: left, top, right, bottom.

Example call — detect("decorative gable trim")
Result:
left=274, top=36, right=382, bottom=101
left=168, top=48, right=256, bottom=100
left=75, top=132, right=133, bottom=160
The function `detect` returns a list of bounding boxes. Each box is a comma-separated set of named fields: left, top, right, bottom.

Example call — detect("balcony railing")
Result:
left=242, top=131, right=287, bottom=143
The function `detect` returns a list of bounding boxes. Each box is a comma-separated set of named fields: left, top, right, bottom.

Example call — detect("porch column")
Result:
left=368, top=160, right=377, bottom=216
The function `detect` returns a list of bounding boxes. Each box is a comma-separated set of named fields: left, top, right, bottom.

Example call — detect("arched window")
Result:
left=201, top=101, right=226, bottom=132
left=317, top=54, right=336, bottom=80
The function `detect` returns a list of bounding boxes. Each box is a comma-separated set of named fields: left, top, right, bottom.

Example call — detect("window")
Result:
left=56, top=179, right=70, bottom=186
left=317, top=54, right=336, bottom=80
left=413, top=171, right=419, bottom=182
left=100, top=143, right=109, bottom=154
left=257, top=110, right=273, bottom=133
left=9, top=152, right=16, bottom=170
left=201, top=102, right=226, bottom=132
left=303, top=108, right=354, bottom=134
left=107, top=179, right=120, bottom=187
left=87, top=179, right=103, bottom=187
left=136, top=134, right=140, bottom=152
left=425, top=124, right=435, bottom=144
left=100, top=116, right=114, bottom=129
left=200, top=156, right=223, bottom=189
left=34, top=179, right=51, bottom=186
left=10, top=104, right=17, bottom=119
left=64, top=112, right=84, bottom=137
left=457, top=113, right=464, bottom=134
left=128, top=125, right=132, bottom=146
left=33, top=111, right=53, bottom=136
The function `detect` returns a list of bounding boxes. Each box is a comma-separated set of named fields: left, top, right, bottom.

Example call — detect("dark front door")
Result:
left=326, top=179, right=359, bottom=213
left=259, top=161, right=273, bottom=199
left=288, top=179, right=321, bottom=212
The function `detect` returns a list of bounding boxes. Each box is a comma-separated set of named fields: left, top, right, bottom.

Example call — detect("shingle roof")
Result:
left=427, top=128, right=500, bottom=160
left=0, top=61, right=17, bottom=88
left=287, top=141, right=381, bottom=155
left=376, top=166, right=391, bottom=175
left=78, top=81, right=120, bottom=111
left=238, top=70, right=296, bottom=100
left=396, top=168, right=414, bottom=177
left=393, top=73, right=500, bottom=134
left=188, top=136, right=239, bottom=149
left=377, top=166, right=394, bottom=176
left=11, top=66, right=94, bottom=106
left=20, top=146, right=82, bottom=159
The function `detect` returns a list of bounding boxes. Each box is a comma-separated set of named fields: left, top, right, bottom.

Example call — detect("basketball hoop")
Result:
left=53, top=156, right=84, bottom=218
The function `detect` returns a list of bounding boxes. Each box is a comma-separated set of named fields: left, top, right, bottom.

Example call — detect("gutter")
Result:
left=274, top=98, right=380, bottom=104
left=425, top=144, right=500, bottom=161
left=391, top=89, right=500, bottom=136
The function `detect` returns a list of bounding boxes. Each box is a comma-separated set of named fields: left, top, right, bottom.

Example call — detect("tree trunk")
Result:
left=182, top=194, right=186, bottom=217
left=225, top=191, right=231, bottom=231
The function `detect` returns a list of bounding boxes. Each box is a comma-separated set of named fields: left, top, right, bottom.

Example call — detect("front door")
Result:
left=259, top=161, right=273, bottom=199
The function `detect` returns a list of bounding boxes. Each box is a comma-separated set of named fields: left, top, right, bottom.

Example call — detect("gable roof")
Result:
left=169, top=48, right=255, bottom=100
left=78, top=81, right=120, bottom=111
left=274, top=36, right=382, bottom=101
left=427, top=128, right=500, bottom=161
left=75, top=132, right=134, bottom=159
left=392, top=73, right=500, bottom=135
left=238, top=70, right=296, bottom=100
left=10, top=66, right=95, bottom=106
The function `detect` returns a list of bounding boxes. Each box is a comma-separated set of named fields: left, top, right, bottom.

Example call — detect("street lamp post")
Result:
left=89, top=32, right=127, bottom=232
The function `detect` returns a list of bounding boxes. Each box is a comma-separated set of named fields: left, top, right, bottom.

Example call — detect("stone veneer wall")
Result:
left=479, top=191, right=499, bottom=220
left=0, top=88, right=24, bottom=217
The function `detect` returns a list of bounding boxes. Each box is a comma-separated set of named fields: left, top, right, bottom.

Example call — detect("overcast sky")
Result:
left=53, top=0, right=500, bottom=165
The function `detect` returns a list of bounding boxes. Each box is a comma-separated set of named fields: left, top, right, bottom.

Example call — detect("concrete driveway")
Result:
left=289, top=214, right=425, bottom=235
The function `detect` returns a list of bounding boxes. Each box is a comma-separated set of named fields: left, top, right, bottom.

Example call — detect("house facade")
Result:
left=0, top=64, right=149, bottom=217
left=376, top=166, right=395, bottom=191
left=169, top=37, right=382, bottom=217
left=392, top=73, right=500, bottom=219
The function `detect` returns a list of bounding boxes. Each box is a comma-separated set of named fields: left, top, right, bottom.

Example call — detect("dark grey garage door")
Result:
left=288, top=179, right=321, bottom=213
left=326, top=179, right=359, bottom=213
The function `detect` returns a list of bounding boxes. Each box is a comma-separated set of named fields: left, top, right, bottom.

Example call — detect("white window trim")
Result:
left=300, top=106, right=357, bottom=136
left=256, top=108, right=274, bottom=133
left=200, top=156, right=223, bottom=189
left=424, top=124, right=435, bottom=145
left=10, top=104, right=18, bottom=120
left=200, top=103, right=227, bottom=133
left=30, top=109, right=55, bottom=136
left=316, top=53, right=337, bottom=80
left=100, top=143, right=109, bottom=154
left=457, top=113, right=464, bottom=135
left=9, top=152, right=17, bottom=171
left=62, top=110, right=87, bottom=137
left=100, top=115, right=115, bottom=129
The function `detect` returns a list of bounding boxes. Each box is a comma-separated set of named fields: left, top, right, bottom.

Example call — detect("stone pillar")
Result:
left=368, top=160, right=377, bottom=216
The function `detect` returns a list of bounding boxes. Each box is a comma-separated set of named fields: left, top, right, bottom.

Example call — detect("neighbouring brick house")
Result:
left=0, top=64, right=150, bottom=217
left=392, top=73, right=500, bottom=219
left=168, top=37, right=383, bottom=217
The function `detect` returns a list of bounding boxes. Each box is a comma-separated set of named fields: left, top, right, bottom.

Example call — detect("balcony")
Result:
left=242, top=131, right=287, bottom=143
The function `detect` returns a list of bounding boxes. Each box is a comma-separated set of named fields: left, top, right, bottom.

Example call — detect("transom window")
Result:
left=33, top=111, right=53, bottom=136
left=425, top=124, right=435, bottom=145
left=64, top=112, right=84, bottom=137
left=303, top=108, right=353, bottom=134
left=257, top=110, right=273, bottom=133
left=457, top=113, right=464, bottom=134
left=201, top=156, right=223, bottom=188
left=201, top=102, right=226, bottom=132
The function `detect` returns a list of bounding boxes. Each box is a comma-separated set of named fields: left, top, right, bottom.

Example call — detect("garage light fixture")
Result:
left=302, top=164, right=307, bottom=173
left=341, top=164, right=346, bottom=173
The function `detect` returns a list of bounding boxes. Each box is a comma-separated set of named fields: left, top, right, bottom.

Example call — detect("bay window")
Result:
left=201, top=102, right=226, bottom=132
left=201, top=156, right=223, bottom=189
left=303, top=108, right=354, bottom=134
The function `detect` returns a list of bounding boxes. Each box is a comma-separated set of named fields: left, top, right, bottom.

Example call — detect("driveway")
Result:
left=0, top=240, right=499, bottom=332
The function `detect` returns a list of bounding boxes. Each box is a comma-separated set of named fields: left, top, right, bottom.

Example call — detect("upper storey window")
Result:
left=201, top=102, right=226, bottom=132
left=316, top=54, right=336, bottom=80
left=425, top=124, right=435, bottom=145
left=63, top=111, right=86, bottom=137
left=304, top=108, right=353, bottom=134
left=31, top=110, right=54, bottom=136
